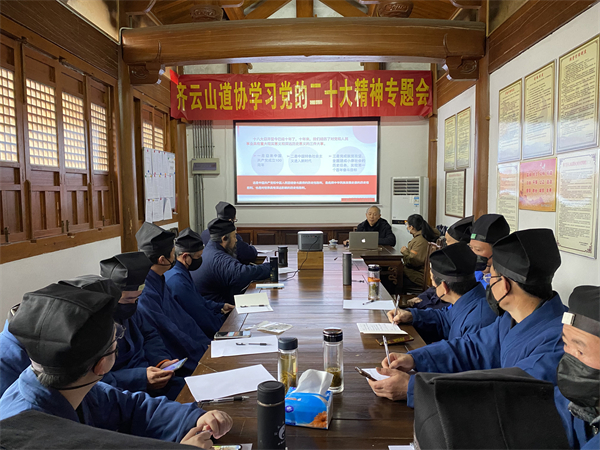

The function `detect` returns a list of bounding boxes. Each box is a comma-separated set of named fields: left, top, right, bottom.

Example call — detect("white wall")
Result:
left=488, top=3, right=600, bottom=303
left=0, top=237, right=121, bottom=321
left=437, top=86, right=476, bottom=227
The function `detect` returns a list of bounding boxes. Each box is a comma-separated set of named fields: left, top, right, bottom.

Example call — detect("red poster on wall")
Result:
left=170, top=70, right=432, bottom=121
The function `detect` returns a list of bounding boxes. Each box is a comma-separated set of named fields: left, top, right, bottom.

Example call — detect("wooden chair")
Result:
left=400, top=242, right=440, bottom=302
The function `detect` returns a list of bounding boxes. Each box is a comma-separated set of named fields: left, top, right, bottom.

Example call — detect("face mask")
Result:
left=475, top=255, right=489, bottom=272
left=188, top=256, right=202, bottom=271
left=434, top=283, right=446, bottom=301
left=557, top=352, right=600, bottom=409
left=113, top=301, right=137, bottom=321
left=485, top=278, right=508, bottom=316
left=161, top=256, right=176, bottom=270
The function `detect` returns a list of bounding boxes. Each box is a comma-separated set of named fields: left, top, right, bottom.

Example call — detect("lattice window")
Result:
left=154, top=125, right=164, bottom=151
left=91, top=103, right=108, bottom=172
left=142, top=121, right=153, bottom=148
left=62, top=92, right=86, bottom=170
left=26, top=79, right=58, bottom=167
left=0, top=68, right=18, bottom=162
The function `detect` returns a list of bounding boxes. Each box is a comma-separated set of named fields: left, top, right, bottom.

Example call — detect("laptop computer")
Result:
left=349, top=231, right=379, bottom=250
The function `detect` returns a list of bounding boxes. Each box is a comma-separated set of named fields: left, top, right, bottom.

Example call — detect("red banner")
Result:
left=171, top=70, right=432, bottom=121
left=237, top=175, right=378, bottom=196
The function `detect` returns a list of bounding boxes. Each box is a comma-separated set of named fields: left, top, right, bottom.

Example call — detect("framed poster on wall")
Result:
left=523, top=62, right=555, bottom=159
left=444, top=115, right=456, bottom=170
left=518, top=157, right=557, bottom=212
left=497, top=162, right=520, bottom=233
left=456, top=107, right=471, bottom=169
left=498, top=80, right=522, bottom=163
left=445, top=170, right=466, bottom=218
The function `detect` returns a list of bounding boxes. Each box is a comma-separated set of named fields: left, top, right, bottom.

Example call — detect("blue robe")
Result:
left=103, top=311, right=185, bottom=400
left=408, top=283, right=496, bottom=344
left=0, top=368, right=203, bottom=443
left=0, top=321, right=29, bottom=397
left=200, top=229, right=258, bottom=265
left=137, top=270, right=209, bottom=372
left=555, top=387, right=600, bottom=450
left=406, top=293, right=566, bottom=407
left=413, top=286, right=449, bottom=310
left=192, top=241, right=271, bottom=305
left=165, top=260, right=225, bottom=338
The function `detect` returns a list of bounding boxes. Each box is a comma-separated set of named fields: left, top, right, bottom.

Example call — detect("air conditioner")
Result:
left=391, top=176, right=429, bottom=249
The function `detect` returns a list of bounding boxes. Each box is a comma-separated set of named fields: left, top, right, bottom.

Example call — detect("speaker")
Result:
left=298, top=231, right=324, bottom=252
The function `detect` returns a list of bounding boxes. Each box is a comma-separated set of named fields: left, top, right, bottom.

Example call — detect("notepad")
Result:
left=234, top=292, right=273, bottom=314
left=343, top=300, right=395, bottom=310
left=363, top=368, right=390, bottom=381
left=211, top=335, right=278, bottom=358
left=357, top=323, right=408, bottom=335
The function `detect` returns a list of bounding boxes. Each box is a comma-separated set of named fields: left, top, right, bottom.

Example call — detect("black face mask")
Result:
left=113, top=301, right=137, bottom=321
left=475, top=255, right=489, bottom=272
left=557, top=352, right=600, bottom=409
left=485, top=279, right=508, bottom=316
left=188, top=256, right=202, bottom=271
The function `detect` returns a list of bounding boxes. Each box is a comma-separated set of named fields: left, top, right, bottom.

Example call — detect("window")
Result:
left=140, top=103, right=166, bottom=151
left=62, top=92, right=86, bottom=170
left=26, top=79, right=58, bottom=167
left=0, top=68, right=18, bottom=163
left=91, top=103, right=108, bottom=172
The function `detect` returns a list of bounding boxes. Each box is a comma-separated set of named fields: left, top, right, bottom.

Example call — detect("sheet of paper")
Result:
left=185, top=364, right=275, bottom=401
left=145, top=199, right=153, bottom=223
left=143, top=148, right=152, bottom=175
left=363, top=368, right=389, bottom=381
left=152, top=150, right=162, bottom=175
left=389, top=445, right=414, bottom=450
left=236, top=305, right=273, bottom=314
left=357, top=323, right=408, bottom=335
left=255, top=283, right=284, bottom=289
left=167, top=153, right=176, bottom=174
left=211, top=335, right=278, bottom=358
left=144, top=175, right=155, bottom=200
left=352, top=258, right=363, bottom=262
left=163, top=198, right=173, bottom=220
left=278, top=267, right=296, bottom=275
left=343, top=300, right=395, bottom=310
left=235, top=292, right=273, bottom=313
left=166, top=174, right=174, bottom=198
left=152, top=198, right=163, bottom=222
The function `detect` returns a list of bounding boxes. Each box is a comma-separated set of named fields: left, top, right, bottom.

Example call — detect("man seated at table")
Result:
left=0, top=305, right=31, bottom=397
left=368, top=229, right=567, bottom=408
left=136, top=222, right=210, bottom=372
left=554, top=285, right=600, bottom=450
left=99, top=253, right=186, bottom=399
left=386, top=242, right=496, bottom=344
left=343, top=205, right=396, bottom=247
left=468, top=213, right=510, bottom=288
left=192, top=218, right=271, bottom=305
left=201, top=202, right=258, bottom=265
left=166, top=228, right=233, bottom=338
left=0, top=283, right=232, bottom=449
left=407, top=216, right=473, bottom=310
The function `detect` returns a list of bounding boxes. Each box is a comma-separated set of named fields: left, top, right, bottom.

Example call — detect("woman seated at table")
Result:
left=401, top=214, right=439, bottom=292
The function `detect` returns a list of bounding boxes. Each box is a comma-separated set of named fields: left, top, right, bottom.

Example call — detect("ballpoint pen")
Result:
left=383, top=335, right=390, bottom=366
left=238, top=304, right=268, bottom=308
left=236, top=342, right=271, bottom=346
left=200, top=396, right=249, bottom=405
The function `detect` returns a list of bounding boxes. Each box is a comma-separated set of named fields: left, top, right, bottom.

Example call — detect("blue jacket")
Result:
left=192, top=240, right=271, bottom=305
left=201, top=229, right=258, bottom=265
left=414, top=286, right=449, bottom=310
left=0, top=320, right=29, bottom=397
left=0, top=368, right=203, bottom=443
left=555, top=387, right=600, bottom=449
left=165, top=260, right=225, bottom=338
left=406, top=293, right=566, bottom=407
left=408, top=283, right=496, bottom=344
left=103, top=310, right=184, bottom=400
left=137, top=270, right=209, bottom=372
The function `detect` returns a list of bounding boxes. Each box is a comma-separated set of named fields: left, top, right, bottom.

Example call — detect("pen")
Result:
left=201, top=395, right=249, bottom=404
left=238, top=304, right=268, bottom=307
left=236, top=342, right=271, bottom=346
left=383, top=335, right=390, bottom=366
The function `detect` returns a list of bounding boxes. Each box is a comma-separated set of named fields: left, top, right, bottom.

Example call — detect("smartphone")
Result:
left=375, top=335, right=414, bottom=346
left=355, top=366, right=377, bottom=381
left=213, top=446, right=243, bottom=450
left=214, top=331, right=252, bottom=340
left=162, top=357, right=188, bottom=371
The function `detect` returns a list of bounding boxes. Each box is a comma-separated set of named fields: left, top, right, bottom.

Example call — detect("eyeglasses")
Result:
left=483, top=273, right=502, bottom=284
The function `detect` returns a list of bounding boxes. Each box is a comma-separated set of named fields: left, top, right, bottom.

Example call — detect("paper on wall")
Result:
left=152, top=198, right=164, bottom=222
left=163, top=198, right=173, bottom=220
left=145, top=199, right=153, bottom=223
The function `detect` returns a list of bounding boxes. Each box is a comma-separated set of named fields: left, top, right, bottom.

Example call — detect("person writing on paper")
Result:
left=201, top=202, right=258, bottom=265
left=166, top=228, right=233, bottom=338
left=136, top=222, right=210, bottom=372
left=369, top=229, right=566, bottom=408
left=193, top=218, right=271, bottom=305
left=386, top=243, right=496, bottom=344
left=343, top=205, right=396, bottom=247
left=468, top=214, right=510, bottom=288
left=554, top=285, right=600, bottom=450
left=406, top=216, right=473, bottom=309
left=400, top=214, right=440, bottom=292
left=0, top=283, right=233, bottom=449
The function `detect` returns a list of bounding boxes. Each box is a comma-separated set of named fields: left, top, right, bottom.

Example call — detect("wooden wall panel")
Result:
left=437, top=76, right=476, bottom=107
left=488, top=0, right=597, bottom=73
left=0, top=0, right=119, bottom=79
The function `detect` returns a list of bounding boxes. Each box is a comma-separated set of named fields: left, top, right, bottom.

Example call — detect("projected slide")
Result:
left=235, top=120, right=378, bottom=204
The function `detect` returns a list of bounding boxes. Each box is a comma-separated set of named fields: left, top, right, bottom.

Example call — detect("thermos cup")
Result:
left=257, top=380, right=286, bottom=449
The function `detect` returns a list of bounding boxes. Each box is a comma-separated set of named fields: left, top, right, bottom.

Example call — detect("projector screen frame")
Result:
left=233, top=117, right=381, bottom=207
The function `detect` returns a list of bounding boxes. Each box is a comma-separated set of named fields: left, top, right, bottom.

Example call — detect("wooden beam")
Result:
left=428, top=63, right=437, bottom=228
left=123, top=0, right=158, bottom=15
left=230, top=63, right=249, bottom=74
left=122, top=18, right=485, bottom=66
left=223, top=6, right=245, bottom=19
left=437, top=75, right=476, bottom=107
left=367, top=3, right=377, bottom=16
left=172, top=119, right=190, bottom=230
left=363, top=62, right=382, bottom=70
left=319, top=0, right=368, bottom=17
left=296, top=0, right=314, bottom=17
left=244, top=0, right=292, bottom=20
left=472, top=0, right=488, bottom=220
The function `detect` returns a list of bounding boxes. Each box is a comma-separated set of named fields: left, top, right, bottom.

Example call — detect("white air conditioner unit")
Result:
left=391, top=176, right=429, bottom=249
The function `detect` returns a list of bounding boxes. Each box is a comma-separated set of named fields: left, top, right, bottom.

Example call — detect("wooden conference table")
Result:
left=177, top=245, right=424, bottom=449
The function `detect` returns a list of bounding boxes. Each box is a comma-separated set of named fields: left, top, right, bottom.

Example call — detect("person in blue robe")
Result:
left=0, top=283, right=232, bottom=448
left=200, top=202, right=258, bottom=265
left=468, top=213, right=510, bottom=289
left=166, top=228, right=233, bottom=338
left=388, top=242, right=496, bottom=344
left=369, top=228, right=566, bottom=409
left=554, top=286, right=600, bottom=450
left=0, top=306, right=29, bottom=397
left=136, top=222, right=211, bottom=372
left=193, top=218, right=270, bottom=305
